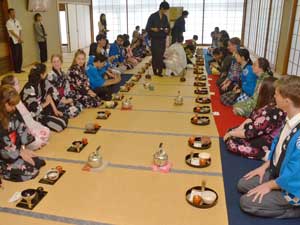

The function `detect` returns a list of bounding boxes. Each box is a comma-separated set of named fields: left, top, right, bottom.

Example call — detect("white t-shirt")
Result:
left=6, top=18, right=22, bottom=44
left=273, top=113, right=300, bottom=165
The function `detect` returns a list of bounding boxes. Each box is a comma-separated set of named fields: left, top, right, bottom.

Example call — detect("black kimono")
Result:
left=171, top=15, right=185, bottom=44
left=146, top=11, right=170, bottom=75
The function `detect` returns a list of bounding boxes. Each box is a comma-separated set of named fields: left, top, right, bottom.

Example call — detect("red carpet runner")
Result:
left=208, top=75, right=245, bottom=137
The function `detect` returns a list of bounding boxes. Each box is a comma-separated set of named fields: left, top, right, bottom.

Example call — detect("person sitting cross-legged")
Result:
left=237, top=75, right=300, bottom=218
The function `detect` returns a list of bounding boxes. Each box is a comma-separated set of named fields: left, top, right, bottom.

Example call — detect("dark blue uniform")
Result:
left=146, top=11, right=170, bottom=75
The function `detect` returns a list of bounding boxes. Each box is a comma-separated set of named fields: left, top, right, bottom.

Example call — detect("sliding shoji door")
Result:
left=247, top=0, right=260, bottom=51
left=265, top=0, right=284, bottom=67
left=288, top=0, right=300, bottom=75
left=255, top=0, right=270, bottom=57
left=243, top=0, right=252, bottom=47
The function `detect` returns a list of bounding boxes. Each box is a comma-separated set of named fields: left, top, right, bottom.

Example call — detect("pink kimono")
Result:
left=17, top=102, right=50, bottom=150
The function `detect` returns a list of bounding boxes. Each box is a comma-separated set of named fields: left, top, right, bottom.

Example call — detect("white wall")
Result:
left=7, top=0, right=61, bottom=66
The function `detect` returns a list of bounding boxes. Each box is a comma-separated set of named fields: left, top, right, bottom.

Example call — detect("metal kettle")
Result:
left=153, top=143, right=168, bottom=167
left=88, top=146, right=103, bottom=168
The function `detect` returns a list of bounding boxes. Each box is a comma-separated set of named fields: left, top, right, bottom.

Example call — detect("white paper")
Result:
left=213, top=111, right=220, bottom=116
left=208, top=78, right=212, bottom=81
left=191, top=157, right=200, bottom=166
left=8, top=192, right=21, bottom=203
left=210, top=92, right=215, bottom=96
left=193, top=142, right=202, bottom=148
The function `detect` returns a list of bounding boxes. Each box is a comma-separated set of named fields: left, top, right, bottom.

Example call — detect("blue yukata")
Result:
left=236, top=62, right=257, bottom=103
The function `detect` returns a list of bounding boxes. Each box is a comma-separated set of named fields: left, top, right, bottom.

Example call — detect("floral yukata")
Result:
left=226, top=104, right=286, bottom=160
left=67, top=64, right=101, bottom=108
left=46, top=68, right=83, bottom=118
left=0, top=112, right=45, bottom=181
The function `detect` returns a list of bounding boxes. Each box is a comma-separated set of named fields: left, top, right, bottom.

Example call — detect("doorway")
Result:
left=0, top=0, right=12, bottom=75
left=58, top=3, right=92, bottom=53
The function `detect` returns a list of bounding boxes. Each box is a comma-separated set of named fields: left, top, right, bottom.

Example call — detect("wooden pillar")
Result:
left=276, top=0, right=297, bottom=75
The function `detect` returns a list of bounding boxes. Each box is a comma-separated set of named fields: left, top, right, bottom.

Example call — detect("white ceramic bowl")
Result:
left=198, top=152, right=211, bottom=160
left=201, top=190, right=217, bottom=205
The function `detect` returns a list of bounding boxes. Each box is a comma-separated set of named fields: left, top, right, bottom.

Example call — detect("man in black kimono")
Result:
left=146, top=1, right=170, bottom=76
left=171, top=10, right=188, bottom=44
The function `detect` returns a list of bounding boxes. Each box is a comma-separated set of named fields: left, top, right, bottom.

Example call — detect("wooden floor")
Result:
left=0, top=53, right=228, bottom=225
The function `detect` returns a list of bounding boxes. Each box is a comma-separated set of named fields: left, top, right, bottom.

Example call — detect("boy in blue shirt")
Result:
left=238, top=75, right=300, bottom=218
left=86, top=54, right=121, bottom=100
left=109, top=35, right=125, bottom=67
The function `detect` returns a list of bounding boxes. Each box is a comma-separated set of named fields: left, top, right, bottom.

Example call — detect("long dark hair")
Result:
left=257, top=57, right=273, bottom=76
left=100, top=13, right=106, bottom=28
left=237, top=48, right=253, bottom=65
left=255, top=77, right=277, bottom=110
left=28, top=63, right=47, bottom=95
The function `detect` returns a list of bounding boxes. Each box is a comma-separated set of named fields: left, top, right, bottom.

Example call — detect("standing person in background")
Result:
left=98, top=13, right=108, bottom=35
left=146, top=1, right=170, bottom=77
left=34, top=13, right=47, bottom=63
left=132, top=25, right=140, bottom=44
left=211, top=27, right=220, bottom=48
left=171, top=10, right=188, bottom=44
left=6, top=8, right=24, bottom=73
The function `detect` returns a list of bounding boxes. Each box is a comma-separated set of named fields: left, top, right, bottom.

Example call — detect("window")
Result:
left=243, top=0, right=284, bottom=68
left=92, top=0, right=244, bottom=44
left=203, top=0, right=243, bottom=44
left=265, top=0, right=284, bottom=67
left=255, top=0, right=270, bottom=57
left=92, top=0, right=127, bottom=42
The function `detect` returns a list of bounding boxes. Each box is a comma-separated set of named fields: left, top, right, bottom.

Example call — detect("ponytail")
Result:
left=257, top=58, right=273, bottom=76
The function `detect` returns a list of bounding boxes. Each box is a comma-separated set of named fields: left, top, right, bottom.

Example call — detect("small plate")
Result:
left=97, top=111, right=111, bottom=119
left=84, top=126, right=101, bottom=134
left=39, top=170, right=66, bottom=185
left=193, top=106, right=211, bottom=114
left=104, top=101, right=118, bottom=109
left=188, top=136, right=212, bottom=149
left=195, top=97, right=211, bottom=104
left=112, top=94, right=124, bottom=101
left=185, top=186, right=218, bottom=208
left=185, top=153, right=211, bottom=168
left=67, top=141, right=88, bottom=153
left=119, top=86, right=130, bottom=92
left=191, top=116, right=210, bottom=126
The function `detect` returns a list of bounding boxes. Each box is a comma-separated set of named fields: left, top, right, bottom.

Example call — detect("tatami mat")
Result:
left=0, top=51, right=229, bottom=225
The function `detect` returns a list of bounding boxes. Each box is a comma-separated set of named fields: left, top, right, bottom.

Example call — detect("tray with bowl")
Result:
left=119, top=85, right=130, bottom=92
left=39, top=166, right=65, bottom=185
left=195, top=75, right=207, bottom=81
left=191, top=115, right=210, bottom=126
left=112, top=93, right=124, bottom=101
left=185, top=183, right=218, bottom=208
left=84, top=123, right=101, bottom=134
left=185, top=152, right=211, bottom=168
left=194, top=84, right=207, bottom=92
left=126, top=81, right=135, bottom=87
left=195, top=97, right=211, bottom=104
left=188, top=136, right=212, bottom=149
left=97, top=110, right=111, bottom=119
left=16, top=187, right=47, bottom=210
left=103, top=101, right=118, bottom=109
left=194, top=87, right=208, bottom=95
left=194, top=81, right=207, bottom=87
left=67, top=138, right=88, bottom=152
left=193, top=105, right=211, bottom=114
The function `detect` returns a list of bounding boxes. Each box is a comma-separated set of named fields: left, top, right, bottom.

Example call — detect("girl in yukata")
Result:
left=0, top=85, right=46, bottom=182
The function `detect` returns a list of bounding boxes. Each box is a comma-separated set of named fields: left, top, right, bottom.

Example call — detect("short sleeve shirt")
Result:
left=6, top=18, right=22, bottom=44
